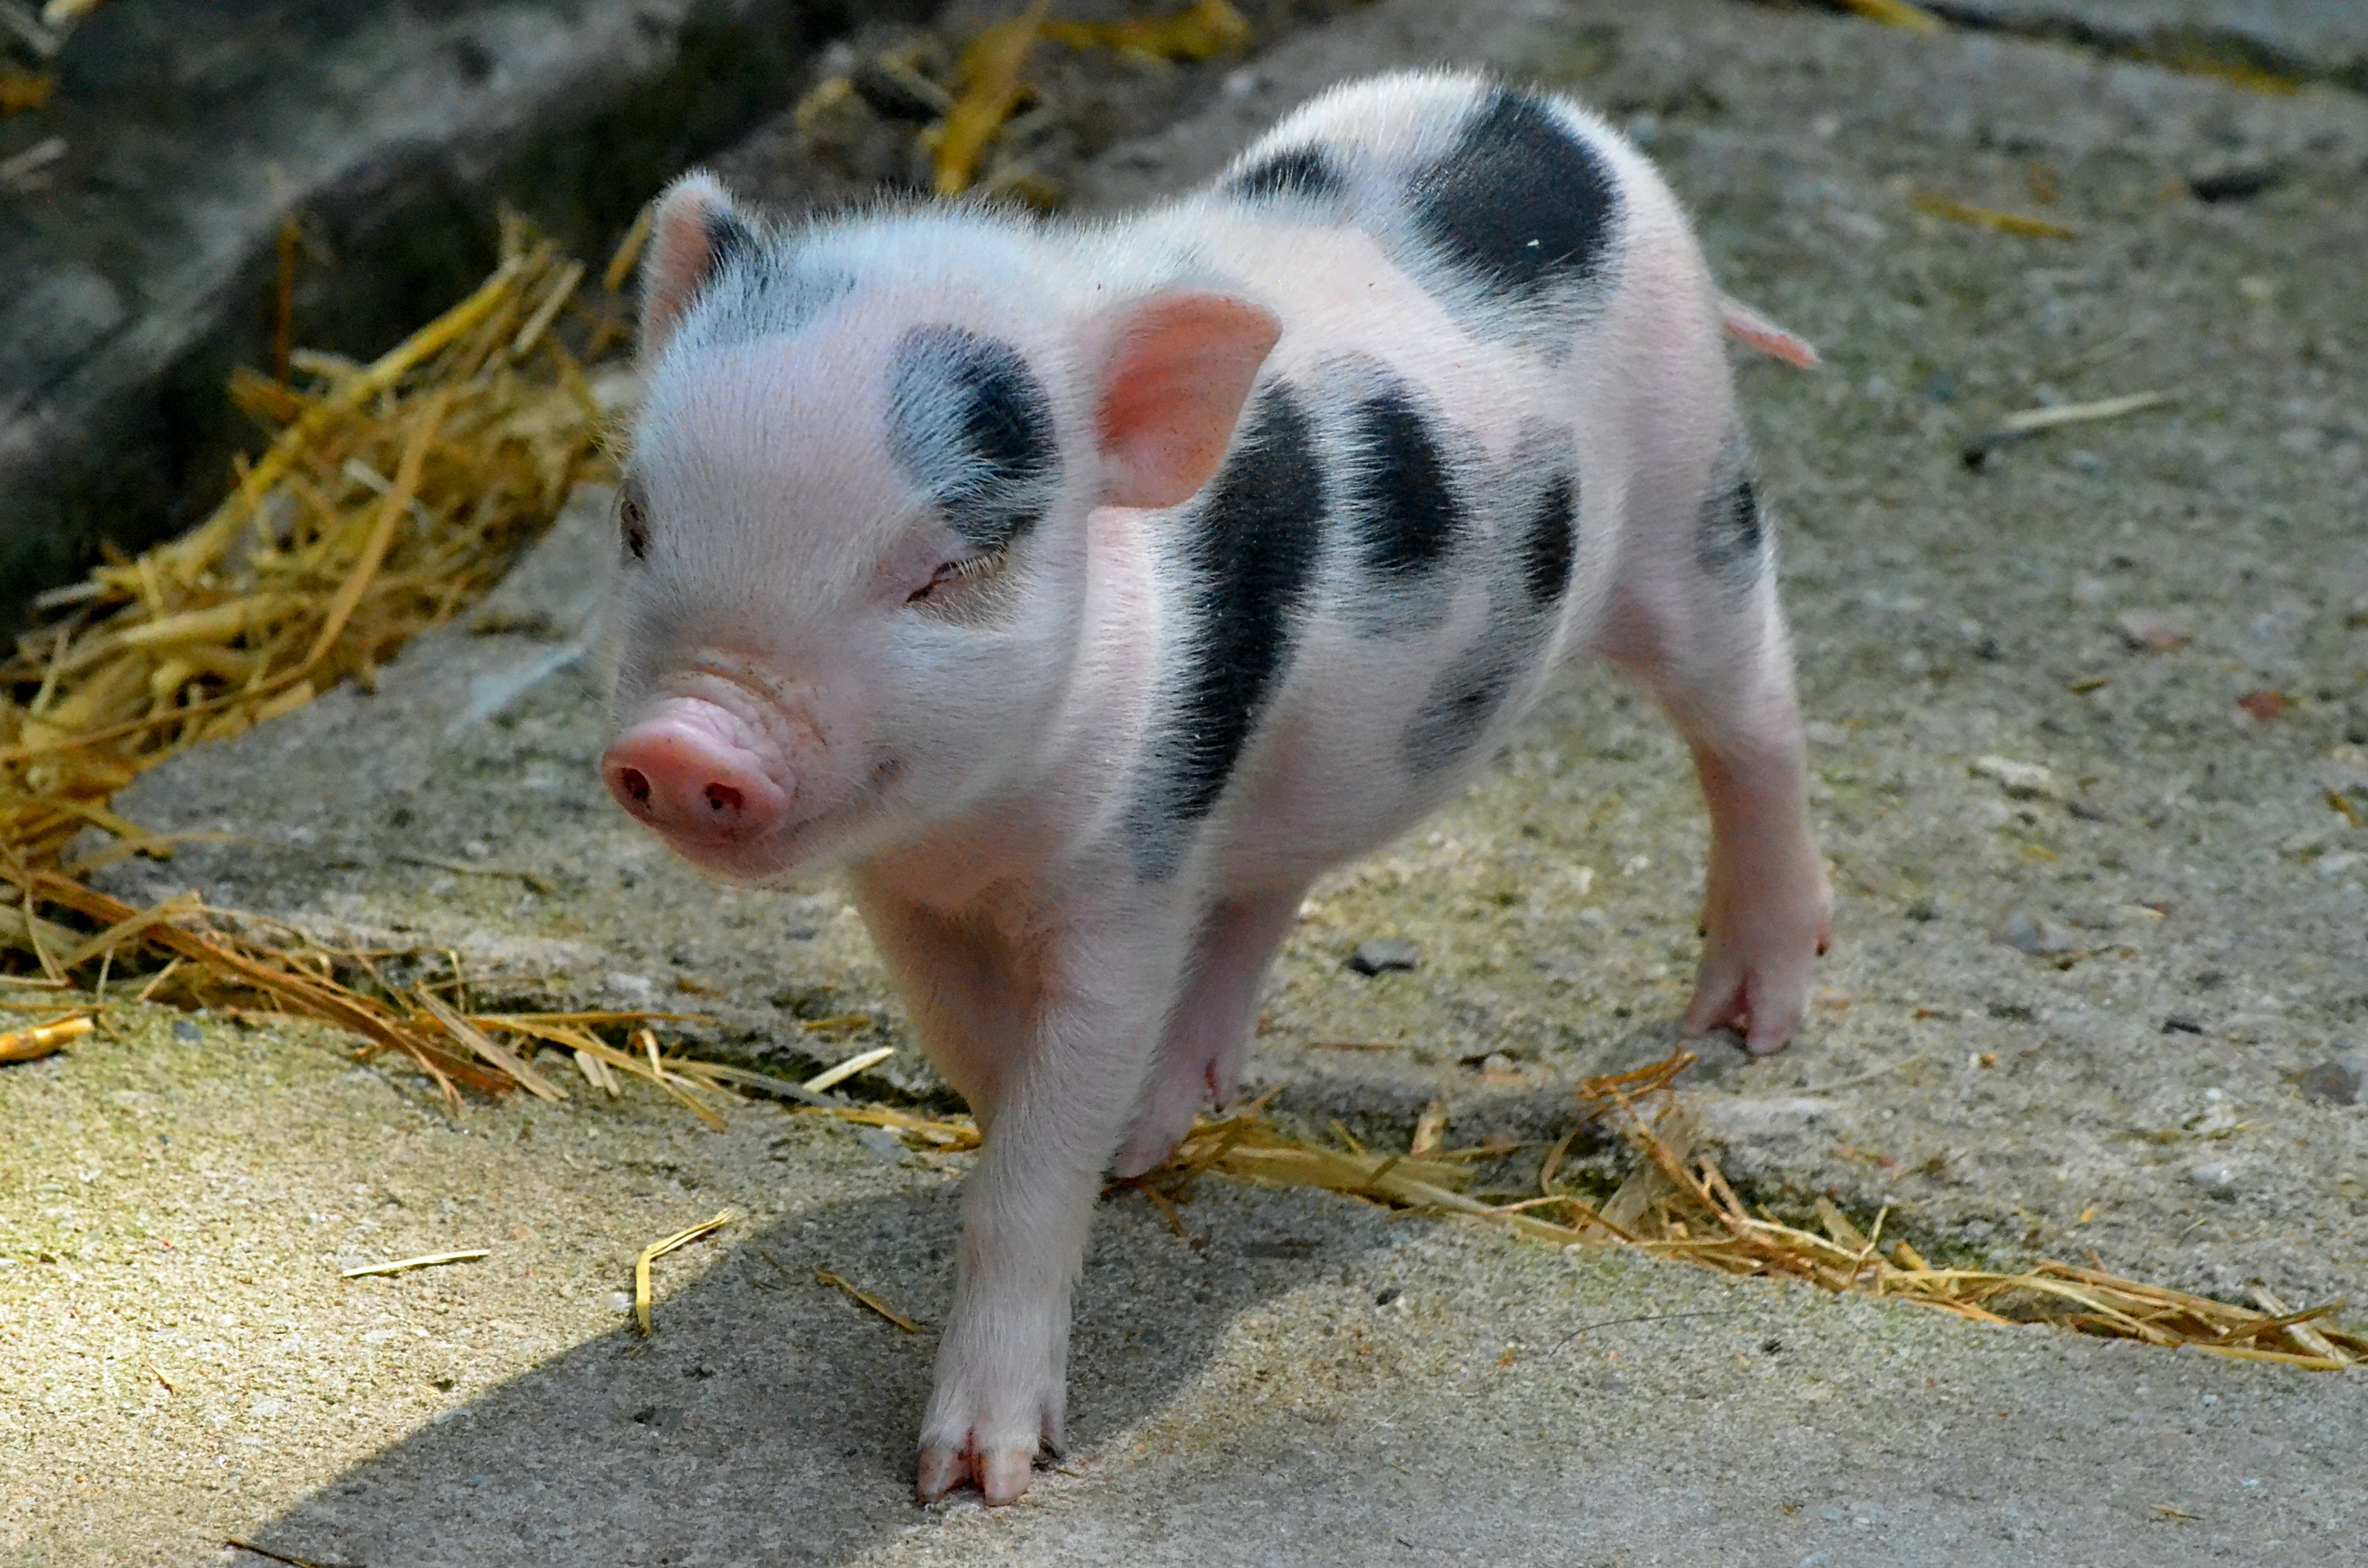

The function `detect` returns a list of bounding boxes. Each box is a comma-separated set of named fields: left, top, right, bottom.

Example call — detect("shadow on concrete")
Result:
left=243, top=1178, right=1399, bottom=1567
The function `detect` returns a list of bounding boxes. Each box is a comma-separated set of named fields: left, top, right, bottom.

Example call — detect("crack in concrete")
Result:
left=1762, top=0, right=2367, bottom=96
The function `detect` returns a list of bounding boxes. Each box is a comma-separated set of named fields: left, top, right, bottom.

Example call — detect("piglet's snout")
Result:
left=604, top=699, right=789, bottom=844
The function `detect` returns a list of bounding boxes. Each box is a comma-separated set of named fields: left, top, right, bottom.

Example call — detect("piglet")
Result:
left=601, top=69, right=1830, bottom=1505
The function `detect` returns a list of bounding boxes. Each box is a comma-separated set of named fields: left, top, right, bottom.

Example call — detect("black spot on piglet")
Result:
left=1132, top=384, right=1325, bottom=877
left=886, top=325, right=1060, bottom=552
left=1519, top=471, right=1577, bottom=609
left=1352, top=387, right=1462, bottom=580
left=1410, top=89, right=1620, bottom=306
left=1696, top=472, right=1763, bottom=588
left=1228, top=144, right=1346, bottom=204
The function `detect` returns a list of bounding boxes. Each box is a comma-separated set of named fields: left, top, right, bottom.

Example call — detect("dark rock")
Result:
left=2186, top=158, right=2283, bottom=204
left=1346, top=938, right=1420, bottom=976
left=2294, top=1056, right=2366, bottom=1106
left=0, top=0, right=934, bottom=631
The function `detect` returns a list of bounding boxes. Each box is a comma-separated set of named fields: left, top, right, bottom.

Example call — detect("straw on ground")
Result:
left=340, top=1249, right=490, bottom=1280
left=635, top=1209, right=738, bottom=1335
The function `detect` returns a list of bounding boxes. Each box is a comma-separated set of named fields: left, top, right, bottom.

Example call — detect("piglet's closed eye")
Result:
left=1094, top=292, right=1282, bottom=509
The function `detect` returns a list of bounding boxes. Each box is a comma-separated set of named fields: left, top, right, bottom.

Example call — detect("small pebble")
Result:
left=2188, top=1162, right=2239, bottom=1197
left=2114, top=609, right=2193, bottom=651
left=1990, top=908, right=2078, bottom=956
left=1346, top=939, right=1420, bottom=976
left=172, top=1020, right=203, bottom=1044
left=1970, top=755, right=2064, bottom=801
left=854, top=1125, right=910, bottom=1164
left=2293, top=1056, right=2366, bottom=1107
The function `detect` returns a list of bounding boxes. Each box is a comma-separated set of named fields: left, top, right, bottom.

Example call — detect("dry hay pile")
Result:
left=804, top=1053, right=2366, bottom=1370
left=0, top=218, right=667, bottom=1102
left=0, top=2, right=2353, bottom=1373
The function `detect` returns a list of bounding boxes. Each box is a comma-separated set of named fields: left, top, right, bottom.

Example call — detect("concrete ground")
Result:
left=5, top=0, right=2367, bottom=1563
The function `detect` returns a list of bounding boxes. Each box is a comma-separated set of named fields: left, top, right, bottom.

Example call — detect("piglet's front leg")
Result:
left=1681, top=738, right=1832, bottom=1054
left=908, top=908, right=1185, bottom=1506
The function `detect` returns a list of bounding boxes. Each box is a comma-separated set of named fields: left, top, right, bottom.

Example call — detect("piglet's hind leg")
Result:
left=1607, top=469, right=1831, bottom=1055
left=1111, top=886, right=1304, bottom=1178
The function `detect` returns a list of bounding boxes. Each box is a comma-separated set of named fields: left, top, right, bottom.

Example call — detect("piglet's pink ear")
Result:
left=1094, top=293, right=1283, bottom=510
left=639, top=172, right=752, bottom=361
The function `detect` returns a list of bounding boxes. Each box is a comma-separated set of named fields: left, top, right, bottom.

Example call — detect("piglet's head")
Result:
left=601, top=173, right=1280, bottom=883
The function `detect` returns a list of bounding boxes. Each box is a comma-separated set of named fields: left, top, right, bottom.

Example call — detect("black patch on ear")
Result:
left=1519, top=470, right=1577, bottom=609
left=886, top=326, right=1061, bottom=551
left=1409, top=89, right=1619, bottom=305
left=1228, top=144, right=1346, bottom=203
left=1696, top=472, right=1764, bottom=586
left=702, top=206, right=756, bottom=273
left=1352, top=386, right=1463, bottom=580
left=689, top=246, right=855, bottom=348
left=1134, top=384, right=1325, bottom=878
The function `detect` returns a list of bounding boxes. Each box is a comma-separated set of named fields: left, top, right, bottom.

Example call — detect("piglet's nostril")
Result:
left=604, top=701, right=788, bottom=845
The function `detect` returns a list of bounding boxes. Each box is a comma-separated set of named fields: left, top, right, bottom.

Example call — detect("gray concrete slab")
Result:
left=6, top=0, right=2367, bottom=1561
left=1932, top=0, right=2368, bottom=84
left=5, top=1015, right=2358, bottom=1566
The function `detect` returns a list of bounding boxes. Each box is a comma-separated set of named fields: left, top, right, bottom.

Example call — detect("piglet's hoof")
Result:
left=1682, top=915, right=1829, bottom=1057
left=917, top=1437, right=1044, bottom=1506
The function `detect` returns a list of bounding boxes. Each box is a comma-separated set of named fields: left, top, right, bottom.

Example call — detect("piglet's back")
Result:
left=1167, top=70, right=1709, bottom=353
